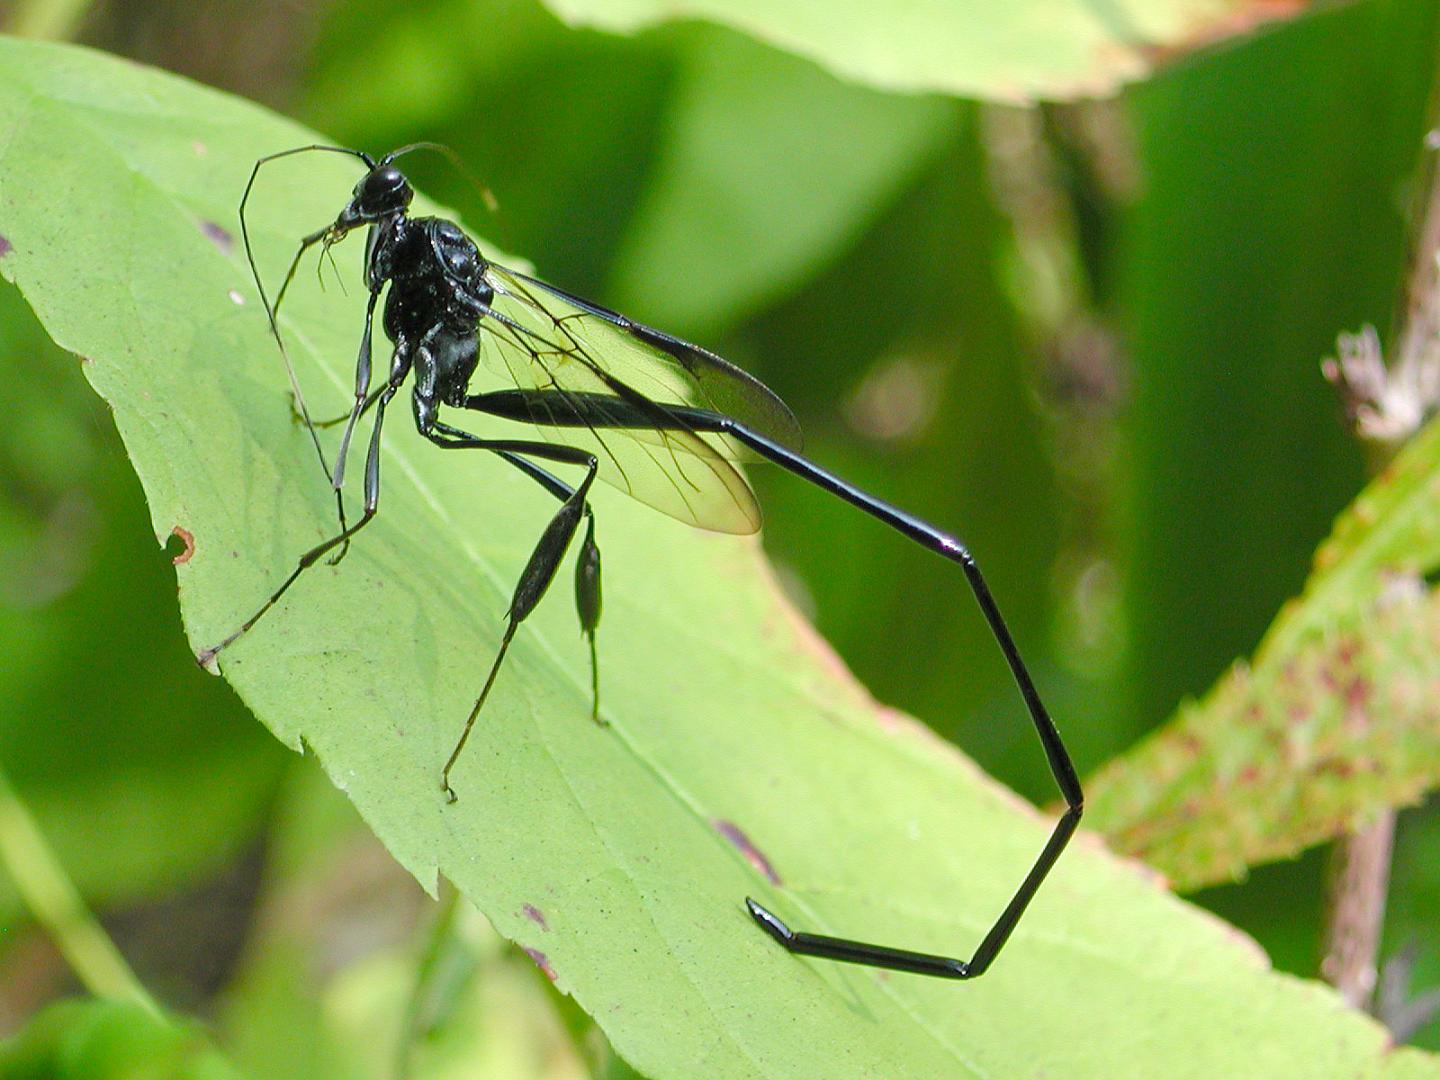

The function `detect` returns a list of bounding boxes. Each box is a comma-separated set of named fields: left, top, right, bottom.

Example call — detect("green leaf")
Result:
left=540, top=0, right=1303, bottom=102
left=0, top=36, right=1435, bottom=1079
left=1088, top=415, right=1440, bottom=890
left=0, top=999, right=248, bottom=1080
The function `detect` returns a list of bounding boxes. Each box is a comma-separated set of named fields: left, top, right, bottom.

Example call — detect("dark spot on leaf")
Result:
left=713, top=819, right=782, bottom=885
left=524, top=947, right=557, bottom=981
left=1333, top=634, right=1360, bottom=668
left=169, top=525, right=195, bottom=565
left=0, top=233, right=11, bottom=258
left=1345, top=676, right=1372, bottom=712
left=200, top=219, right=233, bottom=256
left=522, top=903, right=548, bottom=931
left=1238, top=764, right=1261, bottom=785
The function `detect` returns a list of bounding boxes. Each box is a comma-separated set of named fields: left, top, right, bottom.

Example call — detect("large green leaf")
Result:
left=1, top=36, right=1435, bottom=1078
left=541, top=0, right=1303, bottom=102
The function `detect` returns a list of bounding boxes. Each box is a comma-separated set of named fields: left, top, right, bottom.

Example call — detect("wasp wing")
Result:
left=495, top=267, right=803, bottom=451
left=478, top=262, right=791, bottom=534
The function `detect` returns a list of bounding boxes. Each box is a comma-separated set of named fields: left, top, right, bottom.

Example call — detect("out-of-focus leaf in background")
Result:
left=1088, top=413, right=1440, bottom=889
left=0, top=998, right=248, bottom=1080
left=599, top=24, right=954, bottom=336
left=304, top=0, right=674, bottom=301
left=1110, top=0, right=1432, bottom=756
left=541, top=0, right=1306, bottom=101
left=305, top=2, right=957, bottom=337
left=746, top=114, right=1080, bottom=798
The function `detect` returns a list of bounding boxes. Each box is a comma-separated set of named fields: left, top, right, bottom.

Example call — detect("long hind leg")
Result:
left=461, top=388, right=1083, bottom=980
left=418, top=420, right=602, bottom=801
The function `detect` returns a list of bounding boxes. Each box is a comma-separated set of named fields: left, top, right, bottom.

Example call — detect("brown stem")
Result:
left=1320, top=83, right=1440, bottom=1009
left=1321, top=814, right=1396, bottom=1008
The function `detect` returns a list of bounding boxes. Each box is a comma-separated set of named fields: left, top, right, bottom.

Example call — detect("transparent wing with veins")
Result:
left=477, top=262, right=803, bottom=535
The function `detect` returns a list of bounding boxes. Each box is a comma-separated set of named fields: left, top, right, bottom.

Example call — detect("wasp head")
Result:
left=331, top=163, right=414, bottom=237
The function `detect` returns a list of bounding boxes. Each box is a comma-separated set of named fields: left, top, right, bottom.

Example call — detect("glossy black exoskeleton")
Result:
left=206, top=143, right=1083, bottom=985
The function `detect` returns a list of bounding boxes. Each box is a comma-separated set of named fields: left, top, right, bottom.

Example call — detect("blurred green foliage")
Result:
left=0, top=998, right=247, bottom=1080
left=1, top=0, right=1439, bottom=1070
left=0, top=283, right=286, bottom=932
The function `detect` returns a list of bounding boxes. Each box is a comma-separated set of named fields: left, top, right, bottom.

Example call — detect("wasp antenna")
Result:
left=383, top=142, right=501, bottom=228
left=382, top=140, right=459, bottom=166
left=236, top=142, right=375, bottom=513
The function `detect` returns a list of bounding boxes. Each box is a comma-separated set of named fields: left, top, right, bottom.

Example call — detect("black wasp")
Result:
left=203, top=143, right=1083, bottom=981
